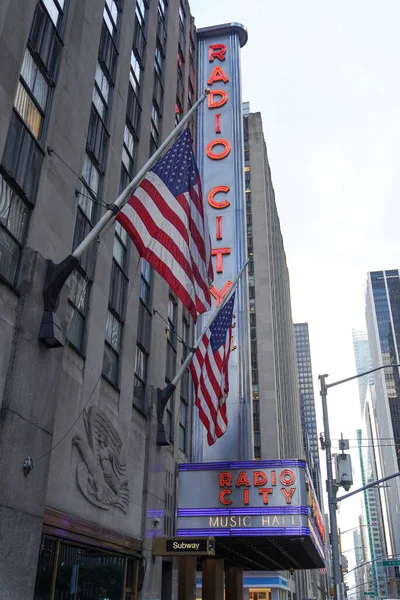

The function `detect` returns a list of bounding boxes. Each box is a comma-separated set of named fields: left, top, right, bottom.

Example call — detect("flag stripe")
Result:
left=116, top=129, right=213, bottom=322
left=190, top=294, right=235, bottom=446
left=124, top=179, right=211, bottom=310
left=117, top=211, right=199, bottom=320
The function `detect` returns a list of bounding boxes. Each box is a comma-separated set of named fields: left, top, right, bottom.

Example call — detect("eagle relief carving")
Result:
left=73, top=406, right=129, bottom=513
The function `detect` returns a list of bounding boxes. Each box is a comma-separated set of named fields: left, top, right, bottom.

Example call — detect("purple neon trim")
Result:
left=147, top=510, right=164, bottom=517
left=178, top=460, right=306, bottom=472
left=176, top=527, right=311, bottom=537
left=177, top=507, right=310, bottom=517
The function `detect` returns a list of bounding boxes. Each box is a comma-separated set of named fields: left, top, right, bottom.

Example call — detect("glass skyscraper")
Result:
left=352, top=328, right=373, bottom=413
left=365, top=269, right=400, bottom=586
left=294, top=323, right=322, bottom=503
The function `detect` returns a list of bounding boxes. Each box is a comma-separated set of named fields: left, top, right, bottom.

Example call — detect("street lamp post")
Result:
left=319, top=363, right=400, bottom=600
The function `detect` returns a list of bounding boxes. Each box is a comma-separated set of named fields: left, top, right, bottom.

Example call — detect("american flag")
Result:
left=117, top=129, right=213, bottom=321
left=190, top=293, right=235, bottom=445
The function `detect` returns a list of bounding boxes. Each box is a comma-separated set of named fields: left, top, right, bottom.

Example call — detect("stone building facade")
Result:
left=0, top=0, right=198, bottom=597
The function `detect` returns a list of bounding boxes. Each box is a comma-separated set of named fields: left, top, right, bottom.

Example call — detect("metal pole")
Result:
left=337, top=472, right=400, bottom=502
left=170, top=257, right=250, bottom=387
left=319, top=374, right=343, bottom=600
left=72, top=91, right=209, bottom=260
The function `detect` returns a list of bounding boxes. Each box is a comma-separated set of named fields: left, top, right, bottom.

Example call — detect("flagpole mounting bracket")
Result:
left=156, top=383, right=176, bottom=445
left=106, top=203, right=120, bottom=216
left=38, top=254, right=79, bottom=348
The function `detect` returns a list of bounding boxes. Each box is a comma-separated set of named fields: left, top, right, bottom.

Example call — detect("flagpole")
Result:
left=72, top=90, right=210, bottom=261
left=156, top=257, right=251, bottom=444
left=40, top=91, right=210, bottom=333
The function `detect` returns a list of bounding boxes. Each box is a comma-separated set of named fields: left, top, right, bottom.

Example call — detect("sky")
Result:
left=192, top=0, right=400, bottom=582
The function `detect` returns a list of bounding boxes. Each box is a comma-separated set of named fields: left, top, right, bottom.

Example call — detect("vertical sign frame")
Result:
left=195, top=23, right=253, bottom=461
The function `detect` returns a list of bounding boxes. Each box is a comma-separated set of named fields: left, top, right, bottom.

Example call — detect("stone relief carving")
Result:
left=73, top=406, right=129, bottom=513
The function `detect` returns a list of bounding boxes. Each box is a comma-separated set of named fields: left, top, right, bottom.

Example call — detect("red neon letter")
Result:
left=215, top=113, right=221, bottom=134
left=207, top=65, right=229, bottom=85
left=271, top=470, right=276, bottom=486
left=219, top=472, right=232, bottom=487
left=216, top=216, right=222, bottom=240
left=259, top=488, right=273, bottom=504
left=210, top=281, right=232, bottom=306
left=212, top=248, right=230, bottom=273
left=243, top=489, right=249, bottom=505
left=253, top=471, right=267, bottom=487
left=208, top=186, right=230, bottom=209
left=235, top=471, right=251, bottom=487
left=219, top=489, right=232, bottom=505
left=280, top=469, right=296, bottom=486
left=208, top=44, right=227, bottom=62
left=206, top=139, right=231, bottom=160
left=208, top=89, right=228, bottom=109
left=281, top=487, right=296, bottom=504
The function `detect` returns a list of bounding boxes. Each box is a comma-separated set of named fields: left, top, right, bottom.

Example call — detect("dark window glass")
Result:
left=99, top=22, right=118, bottom=82
left=103, top=311, right=122, bottom=385
left=87, top=105, right=109, bottom=170
left=30, top=3, right=63, bottom=81
left=66, top=269, right=89, bottom=352
left=2, top=113, right=43, bottom=201
left=179, top=398, right=187, bottom=452
left=126, top=85, right=142, bottom=136
left=134, top=344, right=147, bottom=409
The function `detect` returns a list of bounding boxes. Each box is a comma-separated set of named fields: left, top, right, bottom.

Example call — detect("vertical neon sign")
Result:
left=196, top=24, right=253, bottom=461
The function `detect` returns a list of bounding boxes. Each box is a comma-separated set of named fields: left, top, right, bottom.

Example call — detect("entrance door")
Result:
left=249, top=590, right=271, bottom=600
left=33, top=535, right=139, bottom=600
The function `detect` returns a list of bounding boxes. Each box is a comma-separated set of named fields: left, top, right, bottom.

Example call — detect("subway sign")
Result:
left=152, top=537, right=215, bottom=556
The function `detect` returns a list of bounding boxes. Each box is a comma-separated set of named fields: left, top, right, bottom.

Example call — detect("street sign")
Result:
left=364, top=592, right=374, bottom=596
left=152, top=537, right=215, bottom=556
left=381, top=559, right=400, bottom=567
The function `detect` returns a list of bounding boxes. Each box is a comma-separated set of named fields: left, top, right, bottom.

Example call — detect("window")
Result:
left=167, top=295, right=177, bottom=349
left=104, top=0, right=119, bottom=39
left=103, top=223, right=128, bottom=385
left=165, top=295, right=177, bottom=439
left=150, top=102, right=161, bottom=156
left=127, top=82, right=142, bottom=137
left=0, top=174, right=29, bottom=285
left=122, top=124, right=136, bottom=176
left=15, top=50, right=49, bottom=140
left=179, top=397, right=188, bottom=452
left=80, top=153, right=100, bottom=214
left=140, top=259, right=152, bottom=306
left=103, top=310, right=122, bottom=384
left=99, top=21, right=118, bottom=82
left=130, top=51, right=141, bottom=95
left=92, top=62, right=110, bottom=122
left=179, top=3, right=185, bottom=34
left=87, top=105, right=109, bottom=170
left=42, top=0, right=64, bottom=28
left=134, top=0, right=147, bottom=64
left=135, top=0, right=146, bottom=26
left=135, top=259, right=152, bottom=408
left=134, top=344, right=147, bottom=409
left=157, top=0, right=167, bottom=49
left=175, top=98, right=183, bottom=126
left=66, top=269, right=89, bottom=352
left=155, top=45, right=164, bottom=78
left=158, top=0, right=166, bottom=20
left=165, top=395, right=174, bottom=440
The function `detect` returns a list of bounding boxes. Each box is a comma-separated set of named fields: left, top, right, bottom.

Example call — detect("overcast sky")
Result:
left=192, top=0, right=400, bottom=576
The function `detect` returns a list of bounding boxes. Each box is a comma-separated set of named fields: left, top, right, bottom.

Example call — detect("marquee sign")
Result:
left=176, top=459, right=325, bottom=561
left=197, top=23, right=252, bottom=460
